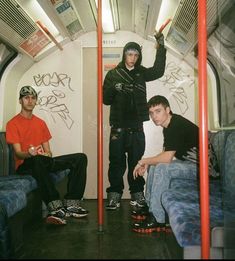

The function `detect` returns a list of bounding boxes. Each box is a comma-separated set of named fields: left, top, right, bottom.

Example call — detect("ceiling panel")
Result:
left=134, top=0, right=151, bottom=37
left=117, top=0, right=134, bottom=31
left=71, top=0, right=97, bottom=33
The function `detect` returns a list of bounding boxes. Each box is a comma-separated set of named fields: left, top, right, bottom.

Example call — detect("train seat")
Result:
left=0, top=131, right=70, bottom=257
left=161, top=129, right=235, bottom=259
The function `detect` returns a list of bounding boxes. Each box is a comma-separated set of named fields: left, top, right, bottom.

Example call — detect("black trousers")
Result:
left=106, top=127, right=145, bottom=195
left=17, top=153, right=87, bottom=205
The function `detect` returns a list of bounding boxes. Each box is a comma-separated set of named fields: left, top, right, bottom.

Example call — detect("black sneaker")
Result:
left=46, top=208, right=67, bottom=225
left=131, top=206, right=149, bottom=220
left=132, top=212, right=165, bottom=233
left=66, top=205, right=89, bottom=218
left=130, top=192, right=147, bottom=208
left=106, top=199, right=120, bottom=210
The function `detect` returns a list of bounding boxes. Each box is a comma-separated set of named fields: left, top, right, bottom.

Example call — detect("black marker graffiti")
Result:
left=159, top=61, right=195, bottom=114
left=37, top=90, right=74, bottom=130
left=33, top=72, right=74, bottom=91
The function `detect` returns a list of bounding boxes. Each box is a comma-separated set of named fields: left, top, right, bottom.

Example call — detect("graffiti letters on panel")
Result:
left=33, top=72, right=74, bottom=129
left=159, top=61, right=195, bottom=114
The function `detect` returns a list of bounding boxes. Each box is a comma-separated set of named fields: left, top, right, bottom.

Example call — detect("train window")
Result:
left=207, top=2, right=235, bottom=128
left=0, top=39, right=17, bottom=80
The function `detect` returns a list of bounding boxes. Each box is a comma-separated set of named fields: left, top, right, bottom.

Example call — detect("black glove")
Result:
left=154, top=32, right=164, bottom=47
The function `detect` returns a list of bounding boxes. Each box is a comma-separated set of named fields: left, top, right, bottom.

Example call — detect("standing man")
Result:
left=103, top=33, right=167, bottom=210
left=132, top=95, right=199, bottom=233
left=6, top=86, right=88, bottom=225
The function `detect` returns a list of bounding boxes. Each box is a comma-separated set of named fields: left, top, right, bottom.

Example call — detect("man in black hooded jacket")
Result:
left=103, top=33, right=167, bottom=210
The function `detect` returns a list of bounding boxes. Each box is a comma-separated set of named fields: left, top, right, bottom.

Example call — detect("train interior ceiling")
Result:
left=0, top=0, right=235, bottom=259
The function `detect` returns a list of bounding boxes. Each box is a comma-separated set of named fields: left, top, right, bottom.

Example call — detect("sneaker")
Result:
left=130, top=192, right=147, bottom=208
left=64, top=199, right=89, bottom=218
left=131, top=206, right=149, bottom=220
left=66, top=205, right=89, bottom=218
left=46, top=208, right=67, bottom=225
left=132, top=212, right=165, bottom=233
left=106, top=192, right=121, bottom=210
left=106, top=199, right=120, bottom=210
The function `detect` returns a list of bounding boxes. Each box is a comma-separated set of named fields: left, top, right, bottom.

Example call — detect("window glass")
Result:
left=0, top=39, right=17, bottom=80
left=208, top=2, right=235, bottom=128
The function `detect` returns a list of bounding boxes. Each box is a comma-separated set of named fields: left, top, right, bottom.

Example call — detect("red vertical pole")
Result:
left=97, top=0, right=104, bottom=232
left=198, top=0, right=210, bottom=258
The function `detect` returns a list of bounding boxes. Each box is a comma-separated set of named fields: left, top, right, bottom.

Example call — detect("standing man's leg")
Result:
left=106, top=129, right=126, bottom=210
left=127, top=130, right=146, bottom=207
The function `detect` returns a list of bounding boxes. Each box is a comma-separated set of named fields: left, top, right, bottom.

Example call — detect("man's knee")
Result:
left=75, top=153, right=88, bottom=165
left=80, top=153, right=88, bottom=163
left=154, top=163, right=170, bottom=172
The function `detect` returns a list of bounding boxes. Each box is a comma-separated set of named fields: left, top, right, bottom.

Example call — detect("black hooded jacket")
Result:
left=103, top=42, right=167, bottom=128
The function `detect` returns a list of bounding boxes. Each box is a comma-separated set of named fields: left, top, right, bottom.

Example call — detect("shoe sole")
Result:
left=66, top=213, right=88, bottom=218
left=105, top=207, right=119, bottom=211
left=131, top=214, right=147, bottom=220
left=132, top=227, right=164, bottom=233
left=46, top=216, right=66, bottom=225
left=106, top=203, right=120, bottom=210
left=165, top=225, right=172, bottom=233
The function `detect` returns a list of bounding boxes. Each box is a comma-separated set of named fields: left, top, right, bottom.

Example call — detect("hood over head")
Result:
left=122, top=42, right=142, bottom=67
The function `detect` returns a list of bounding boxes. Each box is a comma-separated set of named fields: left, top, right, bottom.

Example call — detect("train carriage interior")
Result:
left=0, top=0, right=235, bottom=259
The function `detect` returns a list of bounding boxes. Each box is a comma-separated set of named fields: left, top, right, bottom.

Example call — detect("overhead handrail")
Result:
left=36, top=21, right=63, bottom=51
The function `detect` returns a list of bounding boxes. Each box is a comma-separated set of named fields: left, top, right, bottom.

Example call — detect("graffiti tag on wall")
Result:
left=159, top=61, right=195, bottom=114
left=33, top=72, right=74, bottom=129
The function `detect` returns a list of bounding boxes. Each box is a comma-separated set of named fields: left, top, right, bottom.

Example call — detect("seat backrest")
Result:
left=210, top=130, right=233, bottom=178
left=0, top=132, right=10, bottom=176
left=224, top=131, right=235, bottom=192
left=0, top=132, right=16, bottom=176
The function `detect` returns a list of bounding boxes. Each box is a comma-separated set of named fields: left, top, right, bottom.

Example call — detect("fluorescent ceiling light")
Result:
left=95, top=0, right=115, bottom=33
left=18, top=0, right=59, bottom=37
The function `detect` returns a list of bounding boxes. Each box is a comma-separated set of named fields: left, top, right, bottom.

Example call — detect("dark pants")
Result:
left=17, top=153, right=87, bottom=205
left=106, top=127, right=145, bottom=195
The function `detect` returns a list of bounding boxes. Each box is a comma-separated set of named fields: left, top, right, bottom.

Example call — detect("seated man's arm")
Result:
left=42, top=141, right=52, bottom=157
left=133, top=150, right=176, bottom=179
left=13, top=143, right=32, bottom=159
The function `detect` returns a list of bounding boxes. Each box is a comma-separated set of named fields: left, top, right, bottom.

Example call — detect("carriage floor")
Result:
left=18, top=199, right=182, bottom=259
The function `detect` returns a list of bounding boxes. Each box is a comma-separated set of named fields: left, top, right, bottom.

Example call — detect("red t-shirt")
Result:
left=6, top=113, right=52, bottom=170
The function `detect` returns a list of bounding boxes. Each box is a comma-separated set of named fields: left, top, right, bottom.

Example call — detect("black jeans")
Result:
left=17, top=153, right=87, bottom=205
left=106, top=127, right=145, bottom=195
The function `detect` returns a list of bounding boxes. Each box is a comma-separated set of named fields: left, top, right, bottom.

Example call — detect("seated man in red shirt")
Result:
left=6, top=86, right=88, bottom=225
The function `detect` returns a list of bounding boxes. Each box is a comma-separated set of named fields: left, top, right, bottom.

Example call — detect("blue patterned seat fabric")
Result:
left=0, top=170, right=70, bottom=218
left=0, top=190, right=27, bottom=217
left=0, top=131, right=70, bottom=218
left=0, top=175, right=37, bottom=194
left=161, top=130, right=235, bottom=248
